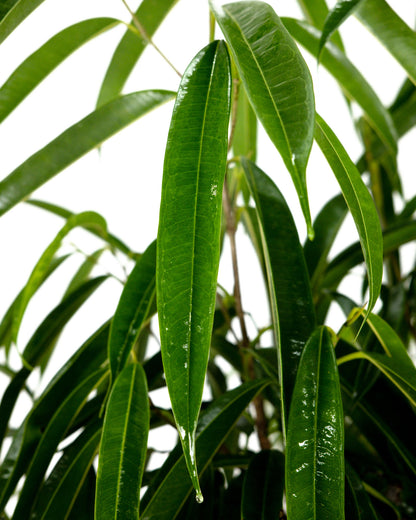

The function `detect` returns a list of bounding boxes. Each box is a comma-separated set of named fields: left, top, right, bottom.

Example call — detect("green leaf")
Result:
left=62, top=248, right=105, bottom=300
left=314, top=114, right=383, bottom=317
left=286, top=327, right=344, bottom=520
left=12, top=211, right=107, bottom=345
left=157, top=40, right=231, bottom=501
left=232, top=84, right=257, bottom=161
left=211, top=1, right=315, bottom=237
left=241, top=450, right=285, bottom=519
left=283, top=17, right=398, bottom=155
left=0, top=0, right=46, bottom=45
left=0, top=18, right=120, bottom=123
left=96, top=363, right=149, bottom=520
left=109, top=240, right=156, bottom=382
left=318, top=0, right=364, bottom=60
left=356, top=0, right=416, bottom=85
left=0, top=90, right=175, bottom=217
left=140, top=379, right=269, bottom=520
left=345, top=462, right=379, bottom=519
left=97, top=0, right=179, bottom=107
left=242, top=158, right=315, bottom=434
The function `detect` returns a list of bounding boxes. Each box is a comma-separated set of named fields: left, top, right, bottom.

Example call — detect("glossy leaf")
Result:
left=314, top=114, right=383, bottom=317
left=211, top=0, right=315, bottom=237
left=96, top=363, right=149, bottom=520
left=109, top=240, right=156, bottom=382
left=356, top=0, right=416, bottom=85
left=140, top=379, right=269, bottom=520
left=242, top=158, right=315, bottom=433
left=97, top=0, right=179, bottom=107
left=0, top=90, right=175, bottom=217
left=283, top=17, right=398, bottom=155
left=157, top=40, right=231, bottom=500
left=241, top=450, right=285, bottom=519
left=0, top=0, right=46, bottom=45
left=286, top=326, right=344, bottom=520
left=12, top=211, right=107, bottom=345
left=345, top=462, right=379, bottom=519
left=318, top=0, right=364, bottom=60
left=0, top=18, right=120, bottom=122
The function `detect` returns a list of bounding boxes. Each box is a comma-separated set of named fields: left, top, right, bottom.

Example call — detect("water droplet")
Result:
left=195, top=491, right=204, bottom=504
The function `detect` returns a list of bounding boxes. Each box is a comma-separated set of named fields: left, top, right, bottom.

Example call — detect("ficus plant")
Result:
left=1, top=0, right=416, bottom=518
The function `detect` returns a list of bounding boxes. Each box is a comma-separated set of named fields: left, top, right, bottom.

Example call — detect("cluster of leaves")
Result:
left=1, top=0, right=416, bottom=518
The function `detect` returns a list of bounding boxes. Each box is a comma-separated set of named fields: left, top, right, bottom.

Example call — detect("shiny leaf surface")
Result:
left=157, top=40, right=231, bottom=500
left=286, top=327, right=344, bottom=520
left=212, top=0, right=315, bottom=236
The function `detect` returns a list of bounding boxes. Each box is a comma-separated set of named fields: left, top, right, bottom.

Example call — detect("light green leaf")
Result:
left=0, top=90, right=175, bottom=217
left=356, top=0, right=416, bottom=85
left=242, top=158, right=315, bottom=434
left=0, top=18, right=120, bottom=123
left=314, top=114, right=383, bottom=317
left=232, top=84, right=257, bottom=161
left=0, top=0, right=46, bottom=45
left=157, top=40, right=231, bottom=501
left=140, top=379, right=269, bottom=520
left=96, top=363, right=149, bottom=520
left=109, top=240, right=156, bottom=383
left=318, top=0, right=364, bottom=60
left=286, top=326, right=344, bottom=520
left=97, top=0, right=179, bottom=107
left=211, top=0, right=315, bottom=237
left=283, top=17, right=398, bottom=155
left=62, top=248, right=105, bottom=300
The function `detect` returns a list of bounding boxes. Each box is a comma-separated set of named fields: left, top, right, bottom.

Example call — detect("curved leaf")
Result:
left=109, top=240, right=156, bottom=382
left=157, top=40, right=231, bottom=500
left=286, top=326, right=344, bottom=520
left=356, top=0, right=416, bottom=85
left=140, top=379, right=269, bottom=520
left=0, top=0, right=46, bottom=45
left=314, top=114, right=383, bottom=317
left=97, top=0, right=179, bottom=107
left=0, top=18, right=120, bottom=123
left=62, top=248, right=105, bottom=299
left=211, top=0, right=315, bottom=237
left=283, top=17, right=398, bottom=155
left=345, top=462, right=379, bottom=519
left=242, top=158, right=315, bottom=434
left=0, top=90, right=175, bottom=217
left=241, top=450, right=285, bottom=519
left=96, top=363, right=149, bottom=520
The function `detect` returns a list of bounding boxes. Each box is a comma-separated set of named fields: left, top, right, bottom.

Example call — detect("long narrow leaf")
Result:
left=211, top=0, right=315, bottom=237
left=0, top=90, right=175, bottom=217
left=0, top=0, right=46, bottom=45
left=345, top=462, right=379, bottom=519
left=96, top=363, right=149, bottom=519
left=0, top=18, right=120, bottom=123
left=242, top=158, right=315, bottom=434
left=157, top=40, right=231, bottom=500
left=314, top=114, right=383, bottom=317
left=286, top=327, right=344, bottom=520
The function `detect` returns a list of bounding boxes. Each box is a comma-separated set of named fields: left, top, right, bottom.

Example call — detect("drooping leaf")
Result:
left=242, top=158, right=315, bottom=434
left=96, top=363, right=149, bottom=520
left=0, top=90, right=175, bottom=217
left=314, top=114, right=383, bottom=317
left=157, top=40, right=231, bottom=500
left=356, top=0, right=416, bottom=85
left=211, top=1, right=315, bottom=237
left=283, top=17, right=398, bottom=155
left=140, top=379, right=269, bottom=520
left=62, top=248, right=105, bottom=299
left=109, top=240, right=156, bottom=383
left=0, top=0, right=46, bottom=45
left=0, top=18, right=120, bottom=123
left=286, top=326, right=344, bottom=520
left=97, top=0, right=179, bottom=107
left=318, top=0, right=364, bottom=60
left=241, top=450, right=285, bottom=519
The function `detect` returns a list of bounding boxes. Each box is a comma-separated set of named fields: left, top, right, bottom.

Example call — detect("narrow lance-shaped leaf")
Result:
left=286, top=326, right=345, bottom=520
left=242, top=158, right=315, bottom=435
left=97, top=0, right=179, bottom=107
left=96, top=363, right=149, bottom=520
left=211, top=0, right=316, bottom=238
left=0, top=90, right=175, bottom=217
left=157, top=40, right=231, bottom=502
left=0, top=0, right=46, bottom=45
left=314, top=114, right=383, bottom=317
left=345, top=462, right=379, bottom=519
left=109, top=240, right=156, bottom=383
left=356, top=0, right=416, bottom=85
left=0, top=18, right=120, bottom=123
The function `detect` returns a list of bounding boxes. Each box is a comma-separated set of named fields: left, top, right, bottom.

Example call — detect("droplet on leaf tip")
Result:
left=195, top=491, right=204, bottom=503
